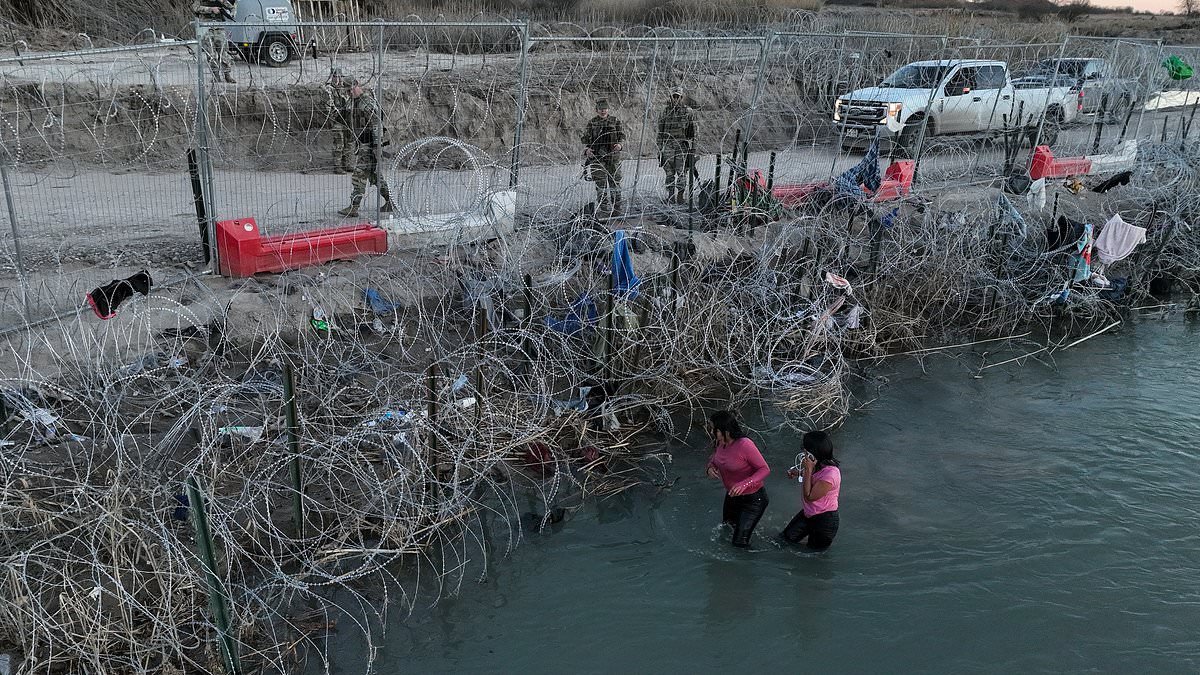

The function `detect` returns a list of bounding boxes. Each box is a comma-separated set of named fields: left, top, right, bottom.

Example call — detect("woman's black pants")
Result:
left=781, top=509, right=839, bottom=551
left=722, top=487, right=769, bottom=548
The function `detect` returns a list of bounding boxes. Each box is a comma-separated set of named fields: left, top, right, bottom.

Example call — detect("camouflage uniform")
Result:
left=657, top=91, right=696, bottom=203
left=193, top=0, right=236, bottom=84
left=582, top=99, right=625, bottom=214
left=326, top=68, right=351, bottom=172
left=339, top=88, right=393, bottom=216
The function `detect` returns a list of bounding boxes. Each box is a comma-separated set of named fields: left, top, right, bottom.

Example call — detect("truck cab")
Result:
left=225, top=0, right=303, bottom=67
left=834, top=59, right=1076, bottom=153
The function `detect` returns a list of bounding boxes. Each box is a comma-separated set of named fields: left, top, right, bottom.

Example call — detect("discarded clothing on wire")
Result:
left=545, top=293, right=598, bottom=335
left=824, top=271, right=853, bottom=293
left=834, top=137, right=882, bottom=198
left=612, top=230, right=640, bottom=298
left=1072, top=222, right=1095, bottom=283
left=86, top=270, right=152, bottom=320
left=363, top=288, right=403, bottom=314
left=994, top=194, right=1028, bottom=239
left=1093, top=213, right=1147, bottom=265
left=1028, top=177, right=1047, bottom=210
left=1092, top=171, right=1132, bottom=194
left=1098, top=277, right=1128, bottom=301
left=1047, top=215, right=1086, bottom=251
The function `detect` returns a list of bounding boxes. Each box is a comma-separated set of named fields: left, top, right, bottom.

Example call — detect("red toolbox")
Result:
left=216, top=217, right=388, bottom=278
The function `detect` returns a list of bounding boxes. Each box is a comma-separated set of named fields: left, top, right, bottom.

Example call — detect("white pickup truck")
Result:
left=833, top=59, right=1080, bottom=153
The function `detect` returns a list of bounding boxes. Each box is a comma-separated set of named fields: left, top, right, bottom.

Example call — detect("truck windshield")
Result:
left=880, top=65, right=946, bottom=88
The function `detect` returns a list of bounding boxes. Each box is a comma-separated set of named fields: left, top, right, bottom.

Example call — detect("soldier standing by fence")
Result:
left=193, top=0, right=236, bottom=84
left=657, top=88, right=696, bottom=204
left=582, top=98, right=625, bottom=215
left=338, top=77, right=394, bottom=217
left=326, top=67, right=352, bottom=173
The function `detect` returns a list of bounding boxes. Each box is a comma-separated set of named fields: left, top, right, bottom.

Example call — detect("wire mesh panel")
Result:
left=0, top=43, right=202, bottom=329
left=515, top=32, right=765, bottom=223
left=200, top=20, right=522, bottom=245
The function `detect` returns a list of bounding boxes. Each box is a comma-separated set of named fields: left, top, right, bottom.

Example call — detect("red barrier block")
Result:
left=1030, top=145, right=1093, bottom=181
left=216, top=217, right=388, bottom=278
left=772, top=181, right=831, bottom=207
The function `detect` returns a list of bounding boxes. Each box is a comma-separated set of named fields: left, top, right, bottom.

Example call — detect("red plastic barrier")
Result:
left=216, top=217, right=388, bottom=278
left=1030, top=145, right=1093, bottom=181
left=871, top=160, right=915, bottom=202
left=772, top=181, right=831, bottom=207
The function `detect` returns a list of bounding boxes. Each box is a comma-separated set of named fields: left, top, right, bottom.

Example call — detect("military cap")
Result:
left=595, top=98, right=609, bottom=109
left=671, top=88, right=684, bottom=97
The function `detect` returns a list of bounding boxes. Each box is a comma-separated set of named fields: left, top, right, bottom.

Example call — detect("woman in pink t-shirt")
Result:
left=705, top=410, right=771, bottom=548
left=781, top=430, right=840, bottom=551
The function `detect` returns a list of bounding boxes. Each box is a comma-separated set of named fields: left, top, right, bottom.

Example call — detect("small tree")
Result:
left=1183, top=0, right=1199, bottom=17
left=1059, top=0, right=1092, bottom=23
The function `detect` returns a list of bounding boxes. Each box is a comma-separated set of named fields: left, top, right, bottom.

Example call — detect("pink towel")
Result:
left=1094, top=214, right=1146, bottom=265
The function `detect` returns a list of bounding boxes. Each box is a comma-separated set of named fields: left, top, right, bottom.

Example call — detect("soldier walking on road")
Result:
left=338, top=78, right=394, bottom=217
left=326, top=67, right=352, bottom=173
left=193, top=0, right=236, bottom=84
left=582, top=98, right=625, bottom=215
left=657, top=88, right=696, bottom=204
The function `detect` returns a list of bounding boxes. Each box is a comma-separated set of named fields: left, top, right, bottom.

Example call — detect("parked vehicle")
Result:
left=833, top=59, right=1081, bottom=153
left=1024, top=58, right=1144, bottom=121
left=226, top=0, right=303, bottom=67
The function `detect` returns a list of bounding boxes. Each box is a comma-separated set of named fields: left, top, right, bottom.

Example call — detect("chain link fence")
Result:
left=2, top=23, right=1200, bottom=332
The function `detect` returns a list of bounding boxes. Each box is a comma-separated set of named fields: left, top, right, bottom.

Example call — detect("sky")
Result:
left=1090, top=0, right=1176, bottom=11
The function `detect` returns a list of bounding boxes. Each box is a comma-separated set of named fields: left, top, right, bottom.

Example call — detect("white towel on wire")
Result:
left=1093, top=213, right=1146, bottom=265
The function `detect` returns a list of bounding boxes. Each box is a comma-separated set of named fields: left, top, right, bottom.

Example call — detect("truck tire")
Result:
left=259, top=36, right=293, bottom=68
left=895, top=115, right=927, bottom=158
left=1029, top=108, right=1062, bottom=147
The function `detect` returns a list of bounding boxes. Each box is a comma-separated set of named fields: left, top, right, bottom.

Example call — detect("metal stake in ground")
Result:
left=282, top=361, right=304, bottom=539
left=0, top=163, right=31, bottom=324
left=186, top=476, right=243, bottom=675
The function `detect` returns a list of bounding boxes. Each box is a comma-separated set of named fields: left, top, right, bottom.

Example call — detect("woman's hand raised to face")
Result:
left=801, top=455, right=816, bottom=473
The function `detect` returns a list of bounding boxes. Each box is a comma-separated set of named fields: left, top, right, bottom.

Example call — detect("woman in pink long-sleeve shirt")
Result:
left=705, top=410, right=770, bottom=548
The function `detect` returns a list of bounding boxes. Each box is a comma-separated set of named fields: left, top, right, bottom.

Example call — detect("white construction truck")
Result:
left=833, top=59, right=1081, bottom=153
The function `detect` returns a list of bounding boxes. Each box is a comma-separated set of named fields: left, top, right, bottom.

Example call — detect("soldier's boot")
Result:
left=223, top=71, right=236, bottom=84
left=611, top=190, right=624, bottom=215
left=379, top=186, right=395, bottom=213
left=338, top=197, right=362, bottom=217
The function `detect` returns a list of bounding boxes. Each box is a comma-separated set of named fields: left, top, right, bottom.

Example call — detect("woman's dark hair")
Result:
left=803, top=430, right=839, bottom=470
left=709, top=410, right=745, bottom=441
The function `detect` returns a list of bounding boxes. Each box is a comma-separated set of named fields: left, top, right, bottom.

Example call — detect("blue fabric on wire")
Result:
left=545, top=293, right=599, bottom=335
left=363, top=288, right=403, bottom=314
left=834, top=136, right=882, bottom=198
left=612, top=230, right=640, bottom=298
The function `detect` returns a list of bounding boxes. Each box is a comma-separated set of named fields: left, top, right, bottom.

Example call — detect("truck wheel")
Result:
left=895, top=116, right=926, bottom=158
left=1107, top=95, right=1132, bottom=124
left=1029, top=108, right=1062, bottom=147
left=259, top=36, right=293, bottom=68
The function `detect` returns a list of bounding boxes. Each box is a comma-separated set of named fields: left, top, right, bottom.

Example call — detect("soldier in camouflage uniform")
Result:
left=193, top=0, right=236, bottom=84
left=326, top=67, right=352, bottom=173
left=582, top=98, right=625, bottom=215
left=338, top=78, right=394, bottom=217
left=657, top=88, right=696, bottom=204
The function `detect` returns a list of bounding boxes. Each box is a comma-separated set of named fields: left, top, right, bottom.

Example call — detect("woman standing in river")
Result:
left=705, top=411, right=771, bottom=548
left=781, top=431, right=841, bottom=551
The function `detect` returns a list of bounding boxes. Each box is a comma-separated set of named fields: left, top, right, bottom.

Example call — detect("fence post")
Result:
left=0, top=163, right=31, bottom=324
left=186, top=476, right=243, bottom=675
left=509, top=21, right=531, bottom=188
left=375, top=24, right=385, bottom=224
left=281, top=361, right=304, bottom=539
left=910, top=36, right=951, bottom=185
left=743, top=32, right=775, bottom=151
left=194, top=21, right=220, bottom=274
left=629, top=38, right=661, bottom=212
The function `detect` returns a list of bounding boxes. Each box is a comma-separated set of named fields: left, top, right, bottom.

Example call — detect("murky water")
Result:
left=325, top=320, right=1200, bottom=673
